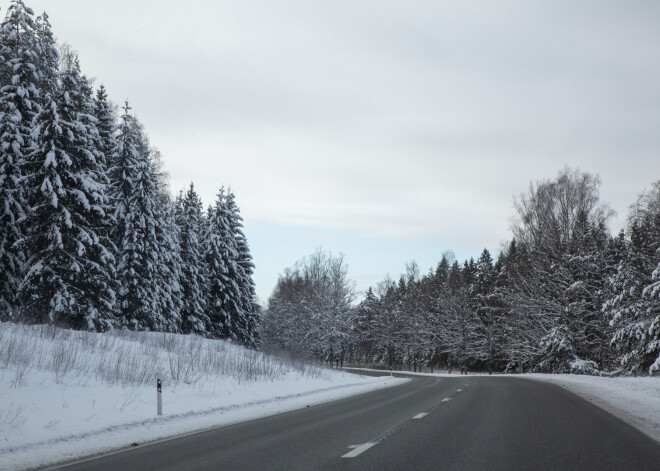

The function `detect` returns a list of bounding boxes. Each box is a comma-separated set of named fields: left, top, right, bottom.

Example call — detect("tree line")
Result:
left=264, top=169, right=660, bottom=376
left=0, top=1, right=259, bottom=346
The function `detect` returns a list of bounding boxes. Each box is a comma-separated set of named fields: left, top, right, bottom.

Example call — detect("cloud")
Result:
left=16, top=0, right=660, bottom=298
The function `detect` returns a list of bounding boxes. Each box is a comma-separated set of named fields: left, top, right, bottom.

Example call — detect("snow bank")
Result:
left=527, top=373, right=660, bottom=444
left=0, top=323, right=406, bottom=471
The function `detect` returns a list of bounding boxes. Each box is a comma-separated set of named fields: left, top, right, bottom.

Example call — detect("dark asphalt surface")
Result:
left=47, top=371, right=660, bottom=471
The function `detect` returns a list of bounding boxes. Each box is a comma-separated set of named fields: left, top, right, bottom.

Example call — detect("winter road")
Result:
left=47, top=371, right=660, bottom=471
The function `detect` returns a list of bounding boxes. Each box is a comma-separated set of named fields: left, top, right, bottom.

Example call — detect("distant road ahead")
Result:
left=50, top=371, right=660, bottom=471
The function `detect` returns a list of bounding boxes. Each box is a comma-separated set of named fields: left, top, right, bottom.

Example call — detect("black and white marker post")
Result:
left=157, top=375, right=163, bottom=416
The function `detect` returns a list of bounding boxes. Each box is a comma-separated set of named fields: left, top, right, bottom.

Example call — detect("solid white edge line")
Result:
left=342, top=442, right=377, bottom=458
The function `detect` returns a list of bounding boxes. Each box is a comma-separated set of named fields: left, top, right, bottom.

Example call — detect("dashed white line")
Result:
left=342, top=442, right=377, bottom=458
left=457, top=389, right=463, bottom=392
left=442, top=397, right=452, bottom=402
left=413, top=413, right=428, bottom=419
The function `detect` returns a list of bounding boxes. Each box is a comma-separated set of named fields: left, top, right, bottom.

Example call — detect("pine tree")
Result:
left=174, top=184, right=210, bottom=335
left=19, top=55, right=116, bottom=330
left=0, top=0, right=40, bottom=317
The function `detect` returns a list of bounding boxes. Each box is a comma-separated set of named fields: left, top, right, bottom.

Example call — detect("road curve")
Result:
left=47, top=371, right=660, bottom=471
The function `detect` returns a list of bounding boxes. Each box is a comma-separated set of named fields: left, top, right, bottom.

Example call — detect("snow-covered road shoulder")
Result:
left=0, top=371, right=406, bottom=471
left=526, top=374, right=660, bottom=444
left=0, top=323, right=408, bottom=471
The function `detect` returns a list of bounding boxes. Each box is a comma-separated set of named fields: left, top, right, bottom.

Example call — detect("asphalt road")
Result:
left=48, top=371, right=660, bottom=471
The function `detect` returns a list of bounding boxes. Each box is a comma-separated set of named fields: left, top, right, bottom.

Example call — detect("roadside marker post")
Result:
left=157, top=375, right=163, bottom=416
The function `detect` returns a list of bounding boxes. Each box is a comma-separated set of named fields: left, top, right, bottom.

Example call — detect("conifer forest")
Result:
left=1, top=1, right=659, bottom=376
left=0, top=1, right=259, bottom=346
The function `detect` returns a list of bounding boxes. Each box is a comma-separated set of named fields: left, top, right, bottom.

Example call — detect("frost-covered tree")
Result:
left=204, top=187, right=237, bottom=339
left=352, top=287, right=380, bottom=365
left=508, top=167, right=614, bottom=371
left=474, top=248, right=500, bottom=373
left=110, top=103, right=179, bottom=332
left=33, top=11, right=58, bottom=99
left=607, top=182, right=660, bottom=374
left=0, top=0, right=40, bottom=317
left=174, top=183, right=210, bottom=335
left=19, top=55, right=116, bottom=330
left=263, top=250, right=355, bottom=363
left=204, top=187, right=258, bottom=343
left=92, top=85, right=115, bottom=170
left=225, top=189, right=259, bottom=347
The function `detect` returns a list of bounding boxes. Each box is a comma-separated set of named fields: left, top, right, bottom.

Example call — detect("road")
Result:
left=48, top=371, right=660, bottom=471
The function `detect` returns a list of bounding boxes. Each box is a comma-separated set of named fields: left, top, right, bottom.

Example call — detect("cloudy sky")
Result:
left=9, top=0, right=660, bottom=301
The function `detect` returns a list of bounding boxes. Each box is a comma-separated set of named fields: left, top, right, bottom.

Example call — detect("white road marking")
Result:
left=457, top=389, right=463, bottom=392
left=413, top=413, right=428, bottom=419
left=442, top=397, right=452, bottom=402
left=342, top=442, right=377, bottom=458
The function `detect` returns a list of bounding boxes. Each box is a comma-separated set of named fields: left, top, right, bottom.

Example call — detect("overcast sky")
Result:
left=9, top=0, right=660, bottom=302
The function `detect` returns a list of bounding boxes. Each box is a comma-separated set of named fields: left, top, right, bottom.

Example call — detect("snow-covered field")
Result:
left=0, top=323, right=406, bottom=471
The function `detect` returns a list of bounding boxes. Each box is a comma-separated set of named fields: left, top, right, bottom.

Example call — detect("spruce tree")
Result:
left=19, top=55, right=116, bottom=330
left=110, top=103, right=179, bottom=331
left=33, top=11, right=58, bottom=99
left=174, top=183, right=210, bottom=335
left=205, top=187, right=241, bottom=340
left=156, top=194, right=183, bottom=332
left=226, top=189, right=259, bottom=347
left=607, top=182, right=660, bottom=374
left=0, top=1, right=40, bottom=317
left=92, top=85, right=115, bottom=170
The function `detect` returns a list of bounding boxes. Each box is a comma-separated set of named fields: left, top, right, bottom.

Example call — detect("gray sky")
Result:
left=9, top=0, right=660, bottom=302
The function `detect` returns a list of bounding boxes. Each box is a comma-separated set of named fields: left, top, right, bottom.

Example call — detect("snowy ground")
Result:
left=2, top=322, right=657, bottom=471
left=0, top=324, right=406, bottom=471
left=526, top=373, right=660, bottom=444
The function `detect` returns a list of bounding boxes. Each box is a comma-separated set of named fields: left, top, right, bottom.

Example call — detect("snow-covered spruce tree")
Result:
left=91, top=85, right=116, bottom=241
left=205, top=186, right=259, bottom=344
left=225, top=189, right=259, bottom=347
left=204, top=187, right=236, bottom=339
left=33, top=11, right=58, bottom=100
left=0, top=0, right=41, bottom=318
left=352, top=287, right=381, bottom=365
left=174, top=183, right=209, bottom=335
left=18, top=55, right=116, bottom=330
left=474, top=248, right=501, bottom=373
left=607, top=182, right=660, bottom=374
left=92, top=85, right=115, bottom=172
left=109, top=103, right=179, bottom=332
left=156, top=195, right=184, bottom=332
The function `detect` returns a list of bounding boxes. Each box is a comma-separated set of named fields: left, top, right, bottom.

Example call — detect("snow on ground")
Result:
left=0, top=324, right=406, bottom=471
left=2, top=320, right=657, bottom=471
left=526, top=373, right=660, bottom=444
